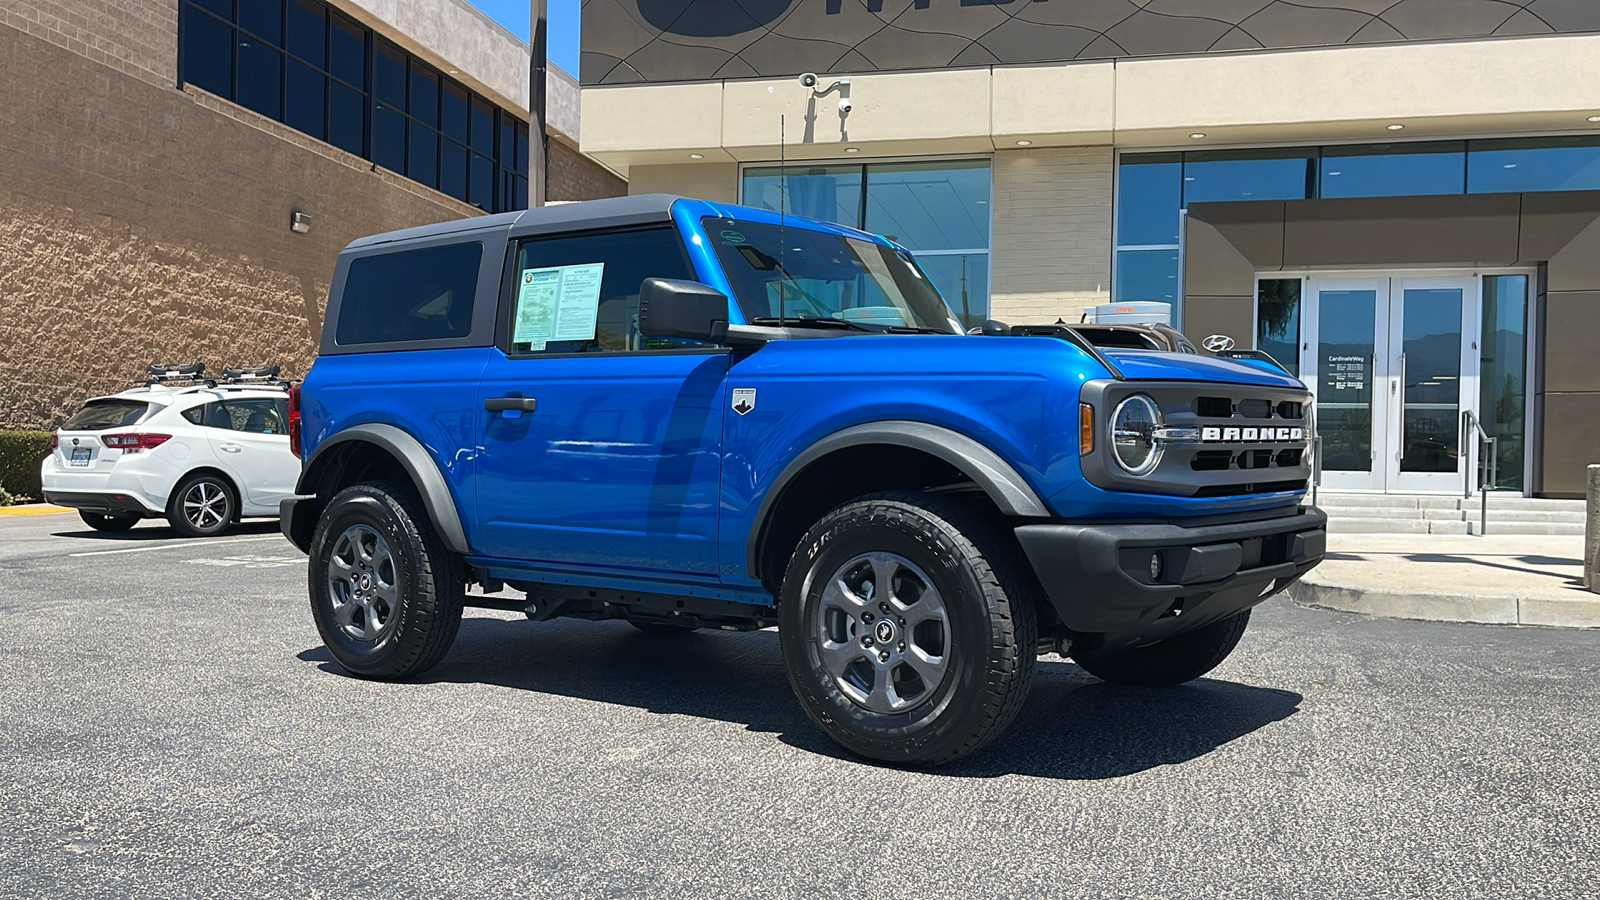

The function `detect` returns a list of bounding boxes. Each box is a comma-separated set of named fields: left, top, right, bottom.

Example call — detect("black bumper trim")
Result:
left=1015, top=505, right=1328, bottom=649
left=43, top=491, right=152, bottom=516
left=279, top=497, right=320, bottom=554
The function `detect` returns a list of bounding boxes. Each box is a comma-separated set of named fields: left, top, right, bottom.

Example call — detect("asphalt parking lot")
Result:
left=2, top=511, right=1598, bottom=900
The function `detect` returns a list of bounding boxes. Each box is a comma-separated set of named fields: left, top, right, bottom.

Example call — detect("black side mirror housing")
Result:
left=638, top=278, right=731, bottom=343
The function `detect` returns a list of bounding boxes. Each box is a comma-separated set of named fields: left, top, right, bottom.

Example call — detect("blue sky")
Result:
left=467, top=0, right=581, bottom=76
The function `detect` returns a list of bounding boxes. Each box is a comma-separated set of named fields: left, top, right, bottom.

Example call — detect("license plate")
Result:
left=70, top=447, right=90, bottom=467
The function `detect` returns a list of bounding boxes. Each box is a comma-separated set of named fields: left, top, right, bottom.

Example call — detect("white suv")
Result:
left=41, top=374, right=301, bottom=537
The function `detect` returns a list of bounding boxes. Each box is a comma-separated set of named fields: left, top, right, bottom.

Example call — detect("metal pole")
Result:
left=529, top=0, right=548, bottom=207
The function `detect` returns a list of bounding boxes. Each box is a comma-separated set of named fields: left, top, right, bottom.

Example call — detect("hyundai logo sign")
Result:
left=1202, top=334, right=1237, bottom=352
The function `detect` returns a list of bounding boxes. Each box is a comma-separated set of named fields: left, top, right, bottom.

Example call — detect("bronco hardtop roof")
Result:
left=345, top=194, right=684, bottom=250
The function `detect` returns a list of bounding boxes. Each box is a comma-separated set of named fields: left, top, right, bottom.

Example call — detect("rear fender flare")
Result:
left=297, top=423, right=470, bottom=555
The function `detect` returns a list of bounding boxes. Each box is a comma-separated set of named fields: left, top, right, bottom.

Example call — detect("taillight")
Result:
left=102, top=433, right=172, bottom=453
left=288, top=385, right=302, bottom=458
left=51, top=433, right=59, bottom=450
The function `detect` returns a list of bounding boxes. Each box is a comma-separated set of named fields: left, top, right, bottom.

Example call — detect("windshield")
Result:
left=704, top=218, right=959, bottom=333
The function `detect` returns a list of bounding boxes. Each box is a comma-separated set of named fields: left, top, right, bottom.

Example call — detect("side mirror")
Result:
left=638, top=278, right=730, bottom=343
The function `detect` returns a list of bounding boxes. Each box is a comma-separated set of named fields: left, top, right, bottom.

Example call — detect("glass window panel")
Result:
left=516, top=175, right=528, bottom=210
left=1183, top=150, right=1313, bottom=205
left=191, top=0, right=232, bottom=19
left=408, top=122, right=438, bottom=188
left=916, top=254, right=988, bottom=331
left=741, top=165, right=863, bottom=228
left=373, top=41, right=406, bottom=109
left=337, top=243, right=483, bottom=346
left=515, top=122, right=530, bottom=175
left=285, top=61, right=325, bottom=140
left=236, top=38, right=282, bottom=119
left=1256, top=278, right=1301, bottom=375
left=1320, top=142, right=1465, bottom=198
left=372, top=103, right=405, bottom=172
left=1316, top=289, right=1377, bottom=472
left=469, top=152, right=494, bottom=208
left=511, top=228, right=696, bottom=354
left=409, top=64, right=438, bottom=127
left=182, top=8, right=233, bottom=97
left=328, top=81, right=363, bottom=154
left=1399, top=288, right=1463, bottom=473
left=863, top=160, right=990, bottom=252
left=286, top=0, right=324, bottom=67
left=470, top=98, right=495, bottom=154
left=500, top=115, right=515, bottom=169
left=238, top=0, right=282, bottom=45
left=1468, top=137, right=1600, bottom=193
left=1114, top=249, right=1178, bottom=304
left=329, top=13, right=363, bottom=86
left=1480, top=275, right=1527, bottom=490
left=441, top=81, right=468, bottom=142
left=440, top=139, right=467, bottom=201
left=1116, top=153, right=1181, bottom=246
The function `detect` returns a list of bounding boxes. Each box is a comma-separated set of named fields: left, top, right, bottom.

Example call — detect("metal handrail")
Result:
left=1463, top=410, right=1498, bottom=536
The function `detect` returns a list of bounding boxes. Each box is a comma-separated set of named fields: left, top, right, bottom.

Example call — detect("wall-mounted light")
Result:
left=290, top=211, right=311, bottom=234
left=1189, top=132, right=1206, bottom=139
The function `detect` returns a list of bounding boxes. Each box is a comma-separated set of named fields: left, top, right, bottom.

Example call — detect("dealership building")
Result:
left=0, top=0, right=623, bottom=431
left=581, top=0, right=1600, bottom=499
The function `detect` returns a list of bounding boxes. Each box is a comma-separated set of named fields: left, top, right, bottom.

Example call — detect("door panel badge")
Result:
left=732, top=388, right=756, bottom=416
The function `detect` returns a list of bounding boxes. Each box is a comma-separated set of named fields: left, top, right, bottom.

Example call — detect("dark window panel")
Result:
left=440, top=140, right=467, bottom=201
left=1183, top=149, right=1314, bottom=205
left=328, top=82, right=364, bottom=155
left=337, top=243, right=483, bottom=346
left=236, top=37, right=283, bottom=119
left=1256, top=278, right=1301, bottom=376
left=373, top=103, right=406, bottom=172
left=469, top=152, right=494, bottom=209
left=329, top=13, right=363, bottom=86
left=191, top=0, right=232, bottom=20
left=409, top=64, right=439, bottom=127
left=409, top=121, right=439, bottom=189
left=1468, top=136, right=1600, bottom=193
left=515, top=175, right=528, bottom=210
left=1116, top=153, right=1180, bottom=246
left=470, top=98, right=494, bottom=155
left=182, top=8, right=233, bottom=97
left=286, top=61, right=325, bottom=140
left=515, top=121, right=530, bottom=175
left=1114, top=249, right=1179, bottom=303
left=500, top=115, right=514, bottom=169
left=238, top=0, right=283, bottom=46
left=374, top=40, right=406, bottom=108
left=1320, top=142, right=1465, bottom=198
left=441, top=81, right=468, bottom=142
left=286, top=0, right=325, bottom=68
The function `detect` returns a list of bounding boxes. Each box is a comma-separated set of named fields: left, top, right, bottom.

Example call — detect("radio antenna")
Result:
left=778, top=114, right=787, bottom=328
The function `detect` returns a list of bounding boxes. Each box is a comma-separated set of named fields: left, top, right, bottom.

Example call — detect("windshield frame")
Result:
left=701, top=216, right=959, bottom=335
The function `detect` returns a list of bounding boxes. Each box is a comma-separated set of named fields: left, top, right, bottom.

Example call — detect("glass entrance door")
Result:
left=1303, top=275, right=1478, bottom=493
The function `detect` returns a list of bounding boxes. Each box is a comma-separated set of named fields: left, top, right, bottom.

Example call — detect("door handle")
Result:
left=220, top=443, right=242, bottom=452
left=485, top=396, right=537, bottom=413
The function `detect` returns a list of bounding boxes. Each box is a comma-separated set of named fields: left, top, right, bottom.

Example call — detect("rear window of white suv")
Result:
left=61, top=399, right=149, bottom=430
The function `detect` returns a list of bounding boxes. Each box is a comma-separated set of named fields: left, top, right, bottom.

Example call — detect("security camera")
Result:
left=798, top=72, right=819, bottom=89
left=838, top=98, right=853, bottom=114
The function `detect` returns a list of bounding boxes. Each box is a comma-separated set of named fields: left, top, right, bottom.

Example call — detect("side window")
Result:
left=180, top=405, right=206, bottom=426
left=336, top=242, right=483, bottom=346
left=218, top=400, right=288, bottom=434
left=506, top=227, right=699, bottom=355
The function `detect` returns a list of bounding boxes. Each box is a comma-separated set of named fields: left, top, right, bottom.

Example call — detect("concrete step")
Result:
left=1466, top=521, right=1587, bottom=536
left=1460, top=498, right=1586, bottom=512
left=1420, top=508, right=1586, bottom=523
left=1316, top=493, right=1583, bottom=512
left=1327, top=519, right=1469, bottom=535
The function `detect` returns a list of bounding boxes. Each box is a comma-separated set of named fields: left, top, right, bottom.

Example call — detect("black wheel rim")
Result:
left=327, top=524, right=400, bottom=643
left=813, top=552, right=952, bottom=714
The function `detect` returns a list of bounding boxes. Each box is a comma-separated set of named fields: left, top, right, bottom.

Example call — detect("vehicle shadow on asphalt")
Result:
left=50, top=519, right=281, bottom=541
left=299, top=615, right=1301, bottom=780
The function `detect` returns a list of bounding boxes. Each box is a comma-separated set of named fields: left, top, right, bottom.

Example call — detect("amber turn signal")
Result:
left=1079, top=402, right=1094, bottom=455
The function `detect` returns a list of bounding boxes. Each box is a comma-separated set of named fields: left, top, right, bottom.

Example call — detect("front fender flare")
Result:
left=297, top=423, right=471, bottom=555
left=747, top=420, right=1051, bottom=579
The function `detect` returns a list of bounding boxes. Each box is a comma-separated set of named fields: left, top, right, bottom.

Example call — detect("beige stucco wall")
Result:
left=626, top=163, right=739, bottom=203
left=988, top=147, right=1113, bottom=325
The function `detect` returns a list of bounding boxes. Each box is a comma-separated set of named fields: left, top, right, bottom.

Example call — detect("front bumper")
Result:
left=1015, top=505, right=1326, bottom=654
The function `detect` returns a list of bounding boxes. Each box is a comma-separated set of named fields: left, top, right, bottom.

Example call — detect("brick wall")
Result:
left=0, top=0, right=177, bottom=87
left=548, top=139, right=626, bottom=202
left=988, top=146, right=1114, bottom=326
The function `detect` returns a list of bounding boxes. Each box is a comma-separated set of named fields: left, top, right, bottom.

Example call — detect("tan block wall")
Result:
left=988, top=147, right=1114, bottom=325
left=549, top=139, right=627, bottom=202
left=0, top=0, right=177, bottom=88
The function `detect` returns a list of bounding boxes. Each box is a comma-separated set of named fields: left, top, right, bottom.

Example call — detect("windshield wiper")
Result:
left=750, top=315, right=879, bottom=333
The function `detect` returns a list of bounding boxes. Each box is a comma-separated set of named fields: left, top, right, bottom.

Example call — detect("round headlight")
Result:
left=1111, top=394, right=1164, bottom=475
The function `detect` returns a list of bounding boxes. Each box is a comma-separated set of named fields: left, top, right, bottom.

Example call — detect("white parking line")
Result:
left=68, top=536, right=286, bottom=558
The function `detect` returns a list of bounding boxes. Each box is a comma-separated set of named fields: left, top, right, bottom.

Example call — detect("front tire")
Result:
left=1073, top=609, right=1251, bottom=687
left=308, top=481, right=465, bottom=679
left=166, top=472, right=236, bottom=537
left=79, top=510, right=139, bottom=532
left=779, top=491, right=1037, bottom=767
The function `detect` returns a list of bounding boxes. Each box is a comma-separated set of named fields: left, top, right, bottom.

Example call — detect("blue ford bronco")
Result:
left=281, top=194, right=1327, bottom=766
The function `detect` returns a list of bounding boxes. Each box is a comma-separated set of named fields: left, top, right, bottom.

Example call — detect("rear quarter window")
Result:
left=336, top=242, right=483, bottom=346
left=62, top=400, right=149, bottom=430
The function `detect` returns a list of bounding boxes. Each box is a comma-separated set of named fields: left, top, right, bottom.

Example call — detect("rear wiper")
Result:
left=750, top=316, right=878, bottom=333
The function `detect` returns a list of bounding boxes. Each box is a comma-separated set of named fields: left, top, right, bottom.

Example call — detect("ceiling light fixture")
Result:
left=688, top=153, right=704, bottom=159
left=844, top=147, right=860, bottom=153
left=1189, top=132, right=1206, bottom=139
left=1386, top=123, right=1406, bottom=131
left=1015, top=139, right=1033, bottom=146
left=1589, top=115, right=1600, bottom=123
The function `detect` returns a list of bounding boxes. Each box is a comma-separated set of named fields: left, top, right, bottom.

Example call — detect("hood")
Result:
left=1100, top=349, right=1305, bottom=389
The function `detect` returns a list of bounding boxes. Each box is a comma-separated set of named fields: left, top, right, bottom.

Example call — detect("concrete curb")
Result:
left=1286, top=570, right=1600, bottom=629
left=0, top=504, right=71, bottom=517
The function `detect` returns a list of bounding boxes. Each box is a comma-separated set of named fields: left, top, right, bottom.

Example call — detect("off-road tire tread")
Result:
left=1074, top=608, right=1251, bottom=687
left=310, top=480, right=465, bottom=679
left=781, top=490, right=1038, bottom=767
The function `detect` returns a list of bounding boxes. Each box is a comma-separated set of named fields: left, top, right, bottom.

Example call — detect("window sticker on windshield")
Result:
left=720, top=230, right=746, bottom=244
left=513, top=262, right=605, bottom=349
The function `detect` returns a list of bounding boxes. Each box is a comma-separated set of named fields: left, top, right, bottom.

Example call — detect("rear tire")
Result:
left=1073, top=610, right=1252, bottom=687
left=308, top=481, right=465, bottom=680
left=779, top=491, right=1037, bottom=767
left=167, top=472, right=236, bottom=537
left=79, top=510, right=139, bottom=532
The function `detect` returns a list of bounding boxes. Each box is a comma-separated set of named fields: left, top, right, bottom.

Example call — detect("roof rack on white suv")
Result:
left=140, top=361, right=292, bottom=392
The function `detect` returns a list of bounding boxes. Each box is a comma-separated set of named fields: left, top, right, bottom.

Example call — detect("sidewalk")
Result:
left=1286, top=533, right=1599, bottom=629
